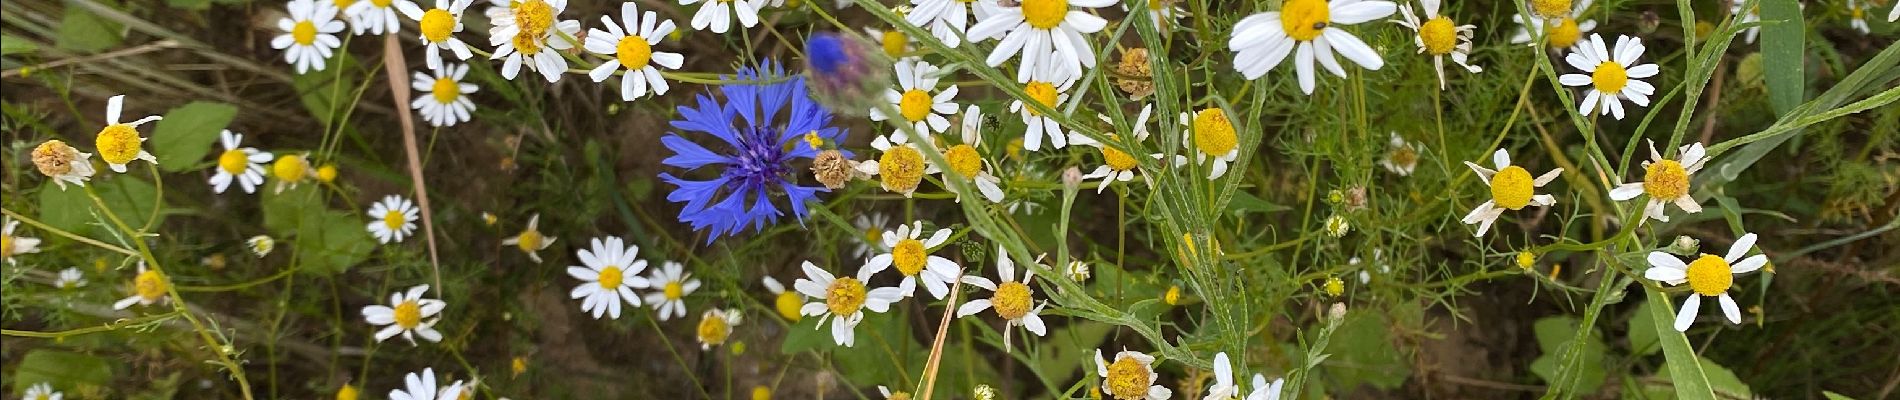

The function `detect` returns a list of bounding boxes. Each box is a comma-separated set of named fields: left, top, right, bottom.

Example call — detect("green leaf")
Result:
left=1228, top=191, right=1292, bottom=216
left=292, top=209, right=374, bottom=275
left=1643, top=288, right=1716, bottom=399
left=1, top=34, right=40, bottom=56
left=1760, top=0, right=1807, bottom=117
left=1645, top=358, right=1753, bottom=399
left=1628, top=300, right=1661, bottom=356
left=148, top=102, right=239, bottom=172
left=1823, top=391, right=1859, bottom=400
left=290, top=55, right=358, bottom=124
left=1322, top=311, right=1410, bottom=391
left=36, top=176, right=161, bottom=239
left=1529, top=316, right=1608, bottom=393
left=13, top=350, right=114, bottom=393
left=779, top=315, right=831, bottom=355
left=55, top=0, right=124, bottom=53
left=1031, top=321, right=1113, bottom=384
left=166, top=0, right=212, bottom=10
left=261, top=183, right=324, bottom=235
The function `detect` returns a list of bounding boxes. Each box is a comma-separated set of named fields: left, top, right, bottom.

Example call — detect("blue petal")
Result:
left=660, top=173, right=731, bottom=215
left=660, top=135, right=734, bottom=170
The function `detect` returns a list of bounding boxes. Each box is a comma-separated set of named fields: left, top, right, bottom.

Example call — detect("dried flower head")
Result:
left=32, top=140, right=96, bottom=190
left=1114, top=48, right=1155, bottom=99
left=812, top=149, right=857, bottom=189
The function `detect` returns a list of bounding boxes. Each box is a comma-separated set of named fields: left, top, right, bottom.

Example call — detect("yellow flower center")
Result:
left=1279, top=0, right=1331, bottom=41
left=383, top=210, right=407, bottom=231
left=1388, top=146, right=1418, bottom=168
left=616, top=35, right=652, bottom=68
left=892, top=239, right=928, bottom=276
left=1851, top=5, right=1863, bottom=18
left=944, top=144, right=983, bottom=178
left=134, top=269, right=168, bottom=301
left=889, top=391, right=913, bottom=400
left=393, top=299, right=422, bottom=328
left=1547, top=18, right=1582, bottom=48
left=293, top=21, right=318, bottom=46
left=1104, top=356, right=1153, bottom=400
left=514, top=31, right=544, bottom=54
left=1418, top=17, right=1458, bottom=55
left=1685, top=254, right=1732, bottom=296
left=432, top=77, right=461, bottom=103
left=1531, top=0, right=1571, bottom=18
left=370, top=0, right=392, bottom=6
left=878, top=146, right=926, bottom=194
left=664, top=281, right=684, bottom=300
left=991, top=281, right=1033, bottom=320
left=1023, top=81, right=1059, bottom=117
left=881, top=30, right=908, bottom=57
left=95, top=124, right=143, bottom=165
left=1021, top=0, right=1069, bottom=29
left=1102, top=137, right=1139, bottom=171
left=335, top=0, right=357, bottom=8
left=752, top=386, right=772, bottom=400
left=218, top=149, right=250, bottom=175
left=803, top=131, right=825, bottom=150
left=1, top=236, right=12, bottom=259
left=1191, top=108, right=1238, bottom=156
left=825, top=277, right=868, bottom=316
left=1489, top=165, right=1536, bottom=210
left=1163, top=285, right=1181, bottom=305
left=899, top=89, right=934, bottom=122
left=273, top=155, right=310, bottom=182
left=1005, top=137, right=1025, bottom=161
left=420, top=9, right=457, bottom=43
left=1642, top=159, right=1689, bottom=200
left=774, top=291, right=803, bottom=322
left=513, top=0, right=555, bottom=41
left=515, top=229, right=543, bottom=252
left=1324, top=277, right=1344, bottom=296
left=864, top=227, right=884, bottom=247
left=597, top=266, right=623, bottom=289
left=697, top=313, right=732, bottom=345
left=1516, top=251, right=1537, bottom=269
left=1592, top=61, right=1628, bottom=93
left=336, top=384, right=360, bottom=400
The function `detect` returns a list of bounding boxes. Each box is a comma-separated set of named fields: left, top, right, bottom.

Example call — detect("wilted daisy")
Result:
left=585, top=3, right=684, bottom=101
left=489, top=0, right=580, bottom=82
left=397, top=0, right=476, bottom=70
left=956, top=244, right=1048, bottom=352
left=273, top=0, right=345, bottom=74
left=855, top=131, right=939, bottom=198
left=762, top=276, right=805, bottom=322
left=695, top=308, right=743, bottom=349
left=1848, top=0, right=1870, bottom=33
left=2, top=217, right=42, bottom=264
left=1248, top=375, right=1285, bottom=400
left=793, top=261, right=904, bottom=347
left=365, top=195, right=421, bottom=244
left=644, top=261, right=699, bottom=321
left=112, top=263, right=169, bottom=310
left=1074, top=105, right=1175, bottom=193
left=208, top=130, right=273, bottom=195
left=1609, top=140, right=1708, bottom=224
left=1008, top=64, right=1077, bottom=151
left=905, top=0, right=999, bottom=47
left=567, top=236, right=651, bottom=319
left=1228, top=0, right=1397, bottom=94
left=1559, top=34, right=1658, bottom=120
left=342, top=0, right=415, bottom=35
left=388, top=368, right=465, bottom=400
left=965, top=0, right=1113, bottom=82
left=851, top=212, right=893, bottom=260
left=411, top=63, right=479, bottom=127
left=55, top=267, right=87, bottom=289
left=362, top=284, right=447, bottom=344
left=271, top=153, right=317, bottom=193
left=92, top=95, right=162, bottom=173
left=1462, top=149, right=1562, bottom=237
left=870, top=59, right=961, bottom=135
left=866, top=220, right=963, bottom=299
left=1182, top=108, right=1240, bottom=180
left=247, top=235, right=276, bottom=257
left=1393, top=0, right=1481, bottom=89
left=502, top=214, right=556, bottom=263
left=1095, top=349, right=1173, bottom=400
left=937, top=105, right=1006, bottom=203
left=1508, top=0, right=1595, bottom=49
left=681, top=0, right=763, bottom=33
left=31, top=140, right=95, bottom=189
left=1646, top=232, right=1768, bottom=331
left=23, top=383, right=61, bottom=400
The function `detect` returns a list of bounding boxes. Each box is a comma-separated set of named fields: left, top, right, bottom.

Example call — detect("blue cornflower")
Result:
left=802, top=32, right=890, bottom=117
left=660, top=60, right=851, bottom=241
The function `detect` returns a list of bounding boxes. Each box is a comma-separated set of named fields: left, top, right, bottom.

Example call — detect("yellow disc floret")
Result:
left=664, top=281, right=684, bottom=300
left=597, top=266, right=624, bottom=289
left=1101, top=136, right=1139, bottom=171
left=293, top=21, right=318, bottom=46
left=420, top=9, right=457, bottom=42
left=878, top=146, right=927, bottom=194
left=1592, top=61, right=1629, bottom=93
left=616, top=36, right=652, bottom=68
left=944, top=144, right=983, bottom=178
left=1280, top=0, right=1331, bottom=41
left=96, top=124, right=144, bottom=165
left=697, top=313, right=732, bottom=346
left=1023, top=81, right=1059, bottom=117
left=991, top=281, right=1033, bottom=319
left=1, top=236, right=12, bottom=259
left=881, top=30, right=908, bottom=57
left=892, top=239, right=928, bottom=276
left=1419, top=17, right=1458, bottom=55
left=1021, top=0, right=1070, bottom=29
left=1684, top=254, right=1732, bottom=296
left=774, top=291, right=803, bottom=322
left=393, top=299, right=422, bottom=328
left=369, top=0, right=393, bottom=7
left=1489, top=166, right=1536, bottom=210
left=433, top=77, right=461, bottom=103
left=383, top=211, right=407, bottom=231
left=513, top=0, right=555, bottom=40
left=1642, top=159, right=1689, bottom=200
left=514, top=229, right=543, bottom=252
left=273, top=154, right=311, bottom=183
left=1191, top=108, right=1238, bottom=156
left=825, top=277, right=868, bottom=316
left=1547, top=18, right=1582, bottom=48
left=899, top=90, right=933, bottom=122
left=218, top=149, right=250, bottom=175
left=1324, top=276, right=1344, bottom=296
left=1531, top=0, right=1572, bottom=18
left=1104, top=356, right=1153, bottom=400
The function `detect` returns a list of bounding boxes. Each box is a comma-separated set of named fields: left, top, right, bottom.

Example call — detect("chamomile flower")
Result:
left=1228, top=0, right=1397, bottom=94
left=1074, top=104, right=1176, bottom=193
left=1008, top=64, right=1077, bottom=152
left=864, top=27, right=915, bottom=59
left=1393, top=0, right=1481, bottom=89
left=1461, top=149, right=1562, bottom=237
left=957, top=244, right=1048, bottom=352
left=488, top=0, right=581, bottom=82
left=208, top=130, right=273, bottom=195
left=643, top=261, right=699, bottom=320
left=567, top=236, right=651, bottom=319
left=342, top=0, right=415, bottom=35
left=695, top=308, right=743, bottom=349
left=397, top=0, right=476, bottom=70
left=1380, top=132, right=1421, bottom=176
left=937, top=106, right=1006, bottom=203
left=1508, top=0, right=1595, bottom=49
left=23, top=383, right=61, bottom=400
left=762, top=276, right=805, bottom=322
left=681, top=0, right=764, bottom=34
left=362, top=284, right=447, bottom=344
left=411, top=63, right=479, bottom=127
left=905, top=0, right=1000, bottom=47
left=271, top=153, right=317, bottom=193
left=1066, top=260, right=1091, bottom=281
left=965, top=0, right=1114, bottom=82
left=112, top=262, right=169, bottom=309
left=1203, top=352, right=1241, bottom=400
left=793, top=260, right=905, bottom=347
left=851, top=212, right=893, bottom=260
left=273, top=0, right=346, bottom=74
left=2, top=218, right=42, bottom=264
left=92, top=95, right=162, bottom=173
left=1095, top=349, right=1173, bottom=400
left=1182, top=108, right=1240, bottom=180
left=1849, top=0, right=1870, bottom=33
left=866, top=221, right=963, bottom=299
left=585, top=3, right=684, bottom=101
left=1559, top=34, right=1658, bottom=120
left=1247, top=375, right=1285, bottom=400
left=30, top=140, right=95, bottom=190
left=247, top=235, right=276, bottom=257
left=366, top=195, right=421, bottom=244
left=1646, top=232, right=1768, bottom=331
left=502, top=214, right=556, bottom=263
left=56, top=267, right=87, bottom=289
left=855, top=131, right=940, bottom=198
left=870, top=59, right=961, bottom=135
left=389, top=368, right=465, bottom=400
left=1609, top=140, right=1708, bottom=224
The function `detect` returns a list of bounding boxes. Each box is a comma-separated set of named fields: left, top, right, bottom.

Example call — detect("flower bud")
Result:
left=1324, top=214, right=1351, bottom=237
left=1638, top=11, right=1661, bottom=34
left=1328, top=302, right=1348, bottom=322
left=1669, top=235, right=1700, bottom=255
left=1061, top=166, right=1083, bottom=191
left=802, top=32, right=891, bottom=116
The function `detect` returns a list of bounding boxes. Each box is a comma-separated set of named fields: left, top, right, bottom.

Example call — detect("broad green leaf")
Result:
left=1, top=34, right=40, bottom=56
left=1530, top=316, right=1609, bottom=393
left=1030, top=321, right=1113, bottom=384
left=261, top=183, right=324, bottom=235
left=13, top=350, right=114, bottom=393
left=1643, top=288, right=1716, bottom=399
left=56, top=0, right=124, bottom=53
left=830, top=311, right=921, bottom=387
left=292, top=209, right=374, bottom=275
left=780, top=315, right=830, bottom=354
left=290, top=55, right=358, bottom=124
left=148, top=102, right=239, bottom=172
left=1628, top=300, right=1661, bottom=356
left=1228, top=191, right=1292, bottom=216
left=1823, top=391, right=1859, bottom=400
left=1322, top=311, right=1409, bottom=391
left=1645, top=358, right=1753, bottom=399
left=37, top=175, right=162, bottom=239
left=1760, top=0, right=1807, bottom=117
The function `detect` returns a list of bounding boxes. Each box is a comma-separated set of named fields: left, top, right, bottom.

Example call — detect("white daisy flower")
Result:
left=362, top=284, right=447, bottom=344
left=904, top=0, right=1001, bottom=47
left=3, top=217, right=43, bottom=264
left=681, top=0, right=764, bottom=34
left=585, top=3, right=684, bottom=101
left=247, top=235, right=276, bottom=257
left=1073, top=104, right=1181, bottom=193
left=957, top=244, right=1048, bottom=352
left=870, top=59, right=961, bottom=135
left=1095, top=349, right=1173, bottom=400
left=411, top=63, right=480, bottom=127
left=55, top=267, right=87, bottom=289
left=30, top=140, right=96, bottom=190
left=855, top=131, right=941, bottom=198
left=1181, top=108, right=1240, bottom=180
left=1733, top=0, right=1762, bottom=43
left=1461, top=149, right=1562, bottom=237
left=1508, top=0, right=1595, bottom=49
left=1393, top=0, right=1481, bottom=89
left=1559, top=34, right=1659, bottom=120
left=1203, top=352, right=1241, bottom=400
left=567, top=236, right=652, bottom=319
left=112, top=262, right=169, bottom=310
left=1849, top=0, right=1870, bottom=33
left=1247, top=375, right=1285, bottom=400
left=488, top=0, right=581, bottom=82
left=1646, top=232, right=1768, bottom=331
left=851, top=212, right=893, bottom=260
left=1380, top=132, right=1422, bottom=176
left=937, top=105, right=1006, bottom=203
left=762, top=276, right=805, bottom=322
left=1228, top=0, right=1397, bottom=94
left=366, top=195, right=421, bottom=244
left=23, top=383, right=61, bottom=400
left=965, top=0, right=1114, bottom=82
left=389, top=368, right=465, bottom=400
left=793, top=260, right=904, bottom=347
left=643, top=261, right=699, bottom=321
left=397, top=0, right=476, bottom=70
left=865, top=220, right=963, bottom=299
left=1065, top=259, right=1090, bottom=281
left=342, top=0, right=416, bottom=35
left=1608, top=140, right=1708, bottom=224
left=502, top=214, right=556, bottom=263
left=695, top=308, right=743, bottom=349
left=208, top=130, right=273, bottom=195
left=864, top=27, right=916, bottom=59
left=272, top=0, right=346, bottom=74
left=92, top=95, right=162, bottom=173
left=1007, top=63, right=1077, bottom=152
